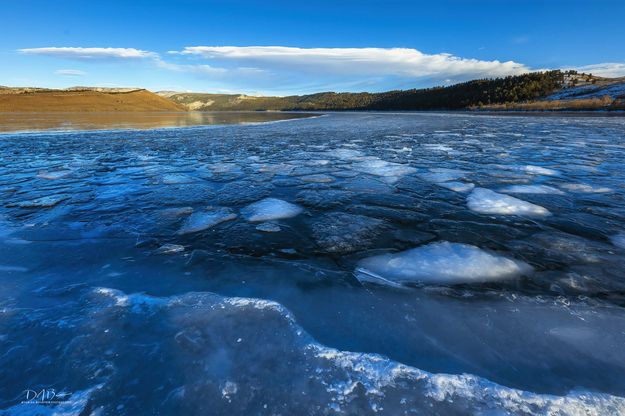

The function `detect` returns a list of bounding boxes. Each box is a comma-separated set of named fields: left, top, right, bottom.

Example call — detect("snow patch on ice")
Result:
left=523, top=165, right=560, bottom=176
left=224, top=297, right=288, bottom=313
left=355, top=241, right=532, bottom=285
left=177, top=208, right=236, bottom=234
left=94, top=287, right=167, bottom=313
left=352, top=159, right=417, bottom=178
left=467, top=188, right=551, bottom=216
left=155, top=243, right=185, bottom=254
left=311, top=338, right=625, bottom=416
left=242, top=198, right=303, bottom=222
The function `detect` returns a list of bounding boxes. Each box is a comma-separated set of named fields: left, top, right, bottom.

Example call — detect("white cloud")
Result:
left=174, top=46, right=531, bottom=79
left=20, top=44, right=625, bottom=95
left=54, top=69, right=86, bottom=76
left=19, top=47, right=157, bottom=60
left=573, top=63, right=625, bottom=78
left=154, top=58, right=227, bottom=75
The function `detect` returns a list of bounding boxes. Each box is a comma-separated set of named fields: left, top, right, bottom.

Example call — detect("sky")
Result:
left=2, top=0, right=625, bottom=95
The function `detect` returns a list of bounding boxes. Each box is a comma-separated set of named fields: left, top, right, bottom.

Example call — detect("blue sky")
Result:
left=2, top=0, right=624, bottom=95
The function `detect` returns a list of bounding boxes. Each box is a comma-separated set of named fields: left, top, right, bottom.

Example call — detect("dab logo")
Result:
left=22, top=388, right=71, bottom=404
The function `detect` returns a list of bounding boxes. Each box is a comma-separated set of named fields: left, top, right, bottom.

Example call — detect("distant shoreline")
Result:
left=2, top=69, right=624, bottom=115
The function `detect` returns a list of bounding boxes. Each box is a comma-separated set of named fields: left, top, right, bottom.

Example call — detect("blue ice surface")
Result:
left=1, top=112, right=625, bottom=415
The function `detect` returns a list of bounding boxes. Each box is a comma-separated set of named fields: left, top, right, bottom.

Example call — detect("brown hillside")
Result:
left=0, top=88, right=185, bottom=112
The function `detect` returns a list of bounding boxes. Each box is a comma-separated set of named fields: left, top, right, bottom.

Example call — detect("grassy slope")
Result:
left=0, top=89, right=185, bottom=112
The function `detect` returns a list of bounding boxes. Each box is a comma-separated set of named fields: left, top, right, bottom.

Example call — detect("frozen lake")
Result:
left=2, top=112, right=625, bottom=415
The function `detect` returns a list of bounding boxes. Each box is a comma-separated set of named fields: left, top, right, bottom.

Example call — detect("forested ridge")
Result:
left=166, top=70, right=580, bottom=111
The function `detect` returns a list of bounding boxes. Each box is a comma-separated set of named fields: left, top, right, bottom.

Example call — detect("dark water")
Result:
left=0, top=111, right=315, bottom=133
left=1, top=112, right=625, bottom=415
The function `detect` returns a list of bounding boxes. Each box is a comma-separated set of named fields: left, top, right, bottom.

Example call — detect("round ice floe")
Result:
left=523, top=165, right=560, bottom=176
left=352, top=159, right=417, bottom=178
left=467, top=188, right=551, bottom=217
left=355, top=242, right=532, bottom=286
left=177, top=208, right=237, bottom=234
left=499, top=185, right=565, bottom=195
left=242, top=198, right=303, bottom=222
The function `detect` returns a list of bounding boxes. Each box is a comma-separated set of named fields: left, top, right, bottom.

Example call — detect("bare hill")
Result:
left=0, top=88, right=185, bottom=112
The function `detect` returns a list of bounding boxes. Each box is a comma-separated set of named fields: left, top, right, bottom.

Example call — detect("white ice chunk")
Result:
left=523, top=165, right=560, bottom=176
left=331, top=149, right=363, bottom=160
left=211, top=163, right=241, bottom=173
left=355, top=241, right=532, bottom=285
left=500, top=185, right=565, bottom=195
left=419, top=168, right=467, bottom=183
left=257, top=163, right=295, bottom=175
left=437, top=181, right=475, bottom=192
left=14, top=195, right=69, bottom=208
left=467, top=188, right=551, bottom=216
left=300, top=174, right=335, bottom=183
left=37, top=170, right=72, bottom=180
left=304, top=159, right=331, bottom=166
left=177, top=208, right=237, bottom=234
left=560, top=183, right=613, bottom=193
left=352, top=159, right=417, bottom=177
left=156, top=243, right=185, bottom=254
left=610, top=233, right=625, bottom=249
left=489, top=164, right=560, bottom=177
left=242, top=198, right=303, bottom=222
left=423, top=144, right=454, bottom=152
left=162, top=173, right=196, bottom=184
